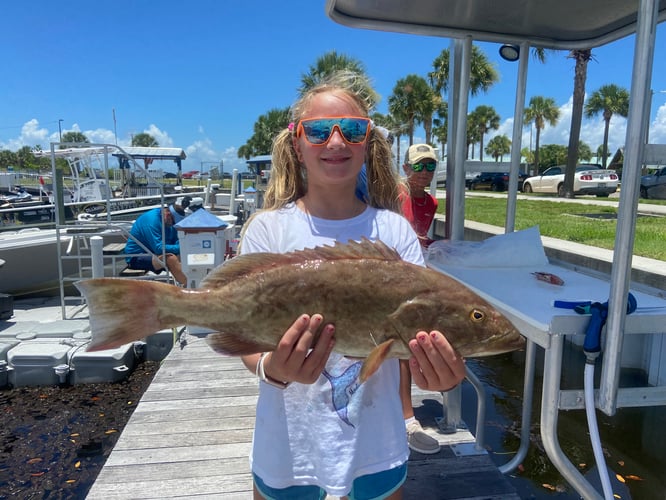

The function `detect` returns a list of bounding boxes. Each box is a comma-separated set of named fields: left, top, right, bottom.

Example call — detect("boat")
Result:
left=0, top=145, right=215, bottom=297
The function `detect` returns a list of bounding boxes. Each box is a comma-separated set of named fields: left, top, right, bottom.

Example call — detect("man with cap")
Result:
left=401, top=143, right=439, bottom=248
left=400, top=144, right=442, bottom=454
left=123, top=196, right=191, bottom=285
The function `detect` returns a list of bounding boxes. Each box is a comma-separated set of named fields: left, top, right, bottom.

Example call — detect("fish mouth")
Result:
left=457, top=330, right=526, bottom=357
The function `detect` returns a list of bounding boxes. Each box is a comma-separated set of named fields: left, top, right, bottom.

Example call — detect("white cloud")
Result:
left=143, top=124, right=173, bottom=147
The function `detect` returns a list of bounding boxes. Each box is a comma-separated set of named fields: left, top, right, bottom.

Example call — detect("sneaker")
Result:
left=406, top=420, right=441, bottom=454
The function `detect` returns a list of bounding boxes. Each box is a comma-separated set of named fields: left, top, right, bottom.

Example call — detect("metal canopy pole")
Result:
left=599, top=0, right=659, bottom=416
left=447, top=36, right=471, bottom=241
left=505, top=41, right=529, bottom=233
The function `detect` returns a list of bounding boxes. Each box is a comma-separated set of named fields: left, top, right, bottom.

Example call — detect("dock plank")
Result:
left=86, top=336, right=519, bottom=499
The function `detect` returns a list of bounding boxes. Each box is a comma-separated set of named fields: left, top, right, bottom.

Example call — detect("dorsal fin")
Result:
left=200, top=237, right=401, bottom=288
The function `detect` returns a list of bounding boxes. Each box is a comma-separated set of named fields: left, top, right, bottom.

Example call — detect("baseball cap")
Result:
left=406, top=144, right=437, bottom=164
left=168, top=204, right=186, bottom=223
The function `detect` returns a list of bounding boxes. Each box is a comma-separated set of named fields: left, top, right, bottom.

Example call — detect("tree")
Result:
left=485, top=135, right=511, bottom=162
left=388, top=74, right=433, bottom=146
left=238, top=107, right=291, bottom=158
left=584, top=83, right=630, bottom=168
left=538, top=144, right=568, bottom=168
left=60, top=131, right=89, bottom=147
left=561, top=49, right=593, bottom=197
left=131, top=133, right=159, bottom=147
left=299, top=51, right=379, bottom=110
left=524, top=96, right=560, bottom=174
left=428, top=45, right=499, bottom=97
left=428, top=45, right=499, bottom=151
left=469, top=105, right=500, bottom=161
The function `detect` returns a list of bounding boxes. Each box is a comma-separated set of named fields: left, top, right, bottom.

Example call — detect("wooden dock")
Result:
left=86, top=332, right=519, bottom=499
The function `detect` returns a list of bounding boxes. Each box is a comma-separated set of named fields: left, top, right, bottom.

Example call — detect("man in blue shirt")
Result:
left=124, top=197, right=190, bottom=285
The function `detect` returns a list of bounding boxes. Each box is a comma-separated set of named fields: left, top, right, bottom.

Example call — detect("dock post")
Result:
left=91, top=236, right=104, bottom=278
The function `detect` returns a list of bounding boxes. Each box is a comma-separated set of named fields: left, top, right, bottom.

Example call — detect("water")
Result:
left=460, top=349, right=666, bottom=499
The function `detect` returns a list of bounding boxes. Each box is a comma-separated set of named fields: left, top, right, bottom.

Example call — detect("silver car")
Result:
left=522, top=164, right=619, bottom=197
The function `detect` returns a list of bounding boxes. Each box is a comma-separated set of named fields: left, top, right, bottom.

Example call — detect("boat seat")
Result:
left=119, top=266, right=148, bottom=277
left=102, top=243, right=126, bottom=254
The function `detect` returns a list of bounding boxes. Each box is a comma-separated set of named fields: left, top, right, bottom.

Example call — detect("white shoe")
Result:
left=406, top=420, right=441, bottom=454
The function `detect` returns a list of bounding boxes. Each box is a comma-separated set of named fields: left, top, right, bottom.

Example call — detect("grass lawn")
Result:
left=440, top=196, right=666, bottom=262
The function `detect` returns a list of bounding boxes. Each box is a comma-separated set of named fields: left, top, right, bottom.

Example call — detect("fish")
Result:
left=75, top=238, right=524, bottom=382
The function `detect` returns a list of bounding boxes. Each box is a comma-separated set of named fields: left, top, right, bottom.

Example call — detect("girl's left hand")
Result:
left=408, top=330, right=466, bottom=391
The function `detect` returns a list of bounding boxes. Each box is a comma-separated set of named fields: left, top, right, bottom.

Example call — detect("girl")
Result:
left=240, top=71, right=466, bottom=500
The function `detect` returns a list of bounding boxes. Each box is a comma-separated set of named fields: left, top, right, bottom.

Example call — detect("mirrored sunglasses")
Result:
left=411, top=161, right=437, bottom=172
left=297, top=117, right=372, bottom=146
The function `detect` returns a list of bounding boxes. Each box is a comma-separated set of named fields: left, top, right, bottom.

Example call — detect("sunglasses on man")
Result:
left=410, top=161, right=437, bottom=172
left=297, top=117, right=372, bottom=146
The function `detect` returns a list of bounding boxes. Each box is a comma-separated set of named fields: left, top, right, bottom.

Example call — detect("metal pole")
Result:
left=599, top=0, right=658, bottom=416
left=449, top=36, right=472, bottom=241
left=505, top=41, right=529, bottom=233
left=58, top=119, right=63, bottom=142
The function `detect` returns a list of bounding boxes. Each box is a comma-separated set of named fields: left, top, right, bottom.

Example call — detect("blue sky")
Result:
left=1, top=1, right=665, bottom=173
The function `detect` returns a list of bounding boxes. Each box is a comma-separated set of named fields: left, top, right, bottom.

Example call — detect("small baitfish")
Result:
left=76, top=238, right=524, bottom=382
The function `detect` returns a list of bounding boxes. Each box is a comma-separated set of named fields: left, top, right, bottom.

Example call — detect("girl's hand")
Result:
left=408, top=330, right=466, bottom=391
left=263, top=314, right=335, bottom=385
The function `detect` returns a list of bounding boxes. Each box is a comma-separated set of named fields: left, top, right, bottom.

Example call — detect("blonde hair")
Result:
left=263, top=71, right=402, bottom=213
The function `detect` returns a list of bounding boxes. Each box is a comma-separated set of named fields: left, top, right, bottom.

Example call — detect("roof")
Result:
left=246, top=155, right=272, bottom=165
left=326, top=0, right=666, bottom=49
left=114, top=147, right=187, bottom=160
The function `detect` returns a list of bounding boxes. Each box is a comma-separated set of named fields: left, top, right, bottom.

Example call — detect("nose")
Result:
left=326, top=125, right=346, bottom=148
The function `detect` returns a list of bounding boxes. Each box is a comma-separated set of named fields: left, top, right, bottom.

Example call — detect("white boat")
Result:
left=0, top=145, right=212, bottom=296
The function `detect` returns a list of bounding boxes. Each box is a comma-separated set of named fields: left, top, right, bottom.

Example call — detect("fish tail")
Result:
left=359, top=339, right=394, bottom=383
left=76, top=278, right=185, bottom=351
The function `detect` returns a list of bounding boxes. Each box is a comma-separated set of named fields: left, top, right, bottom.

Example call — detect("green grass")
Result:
left=439, top=197, right=666, bottom=261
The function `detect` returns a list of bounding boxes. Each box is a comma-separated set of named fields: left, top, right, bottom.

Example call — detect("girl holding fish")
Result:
left=240, top=71, right=467, bottom=500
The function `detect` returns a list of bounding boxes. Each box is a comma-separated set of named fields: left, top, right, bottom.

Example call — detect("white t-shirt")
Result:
left=241, top=202, right=424, bottom=496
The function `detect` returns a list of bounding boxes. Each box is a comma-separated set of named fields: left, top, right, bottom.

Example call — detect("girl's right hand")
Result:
left=263, top=314, right=335, bottom=384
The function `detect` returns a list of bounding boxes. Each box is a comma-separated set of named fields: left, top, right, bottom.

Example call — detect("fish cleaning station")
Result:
left=3, top=1, right=666, bottom=499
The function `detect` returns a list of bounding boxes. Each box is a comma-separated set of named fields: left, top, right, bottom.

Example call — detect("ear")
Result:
left=293, top=135, right=304, bottom=163
left=402, top=163, right=410, bottom=176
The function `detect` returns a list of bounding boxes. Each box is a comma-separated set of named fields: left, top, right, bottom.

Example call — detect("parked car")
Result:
left=522, top=164, right=618, bottom=197
left=468, top=171, right=529, bottom=192
left=640, top=166, right=666, bottom=199
left=181, top=170, right=200, bottom=179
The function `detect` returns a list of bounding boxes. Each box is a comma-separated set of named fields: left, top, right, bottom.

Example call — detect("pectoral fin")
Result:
left=206, top=332, right=275, bottom=355
left=359, top=339, right=394, bottom=383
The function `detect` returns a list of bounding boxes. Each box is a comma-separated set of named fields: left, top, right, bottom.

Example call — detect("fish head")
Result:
left=390, top=291, right=525, bottom=358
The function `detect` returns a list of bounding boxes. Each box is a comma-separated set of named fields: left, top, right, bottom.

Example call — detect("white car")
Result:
left=522, top=164, right=619, bottom=197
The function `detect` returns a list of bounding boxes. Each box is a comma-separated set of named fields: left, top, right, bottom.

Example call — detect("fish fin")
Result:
left=359, top=339, right=394, bottom=383
left=75, top=278, right=183, bottom=351
left=206, top=332, right=275, bottom=356
left=201, top=237, right=401, bottom=288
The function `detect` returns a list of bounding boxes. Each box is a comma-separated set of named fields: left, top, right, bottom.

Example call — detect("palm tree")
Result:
left=428, top=45, right=499, bottom=97
left=524, top=96, right=560, bottom=174
left=469, top=105, right=500, bottom=161
left=428, top=45, right=498, bottom=156
left=584, top=84, right=630, bottom=168
left=60, top=131, right=89, bottom=148
left=388, top=74, right=433, bottom=145
left=239, top=107, right=291, bottom=158
left=299, top=51, right=378, bottom=109
left=131, top=133, right=159, bottom=147
left=485, top=135, right=512, bottom=162
left=561, top=49, right=593, bottom=197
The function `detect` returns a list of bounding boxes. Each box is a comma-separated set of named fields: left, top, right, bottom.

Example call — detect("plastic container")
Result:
left=7, top=340, right=73, bottom=387
left=69, top=343, right=137, bottom=385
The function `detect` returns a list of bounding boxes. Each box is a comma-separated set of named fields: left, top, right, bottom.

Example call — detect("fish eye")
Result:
left=470, top=309, right=485, bottom=322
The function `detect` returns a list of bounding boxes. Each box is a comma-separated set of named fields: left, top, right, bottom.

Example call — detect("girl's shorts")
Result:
left=253, top=462, right=407, bottom=500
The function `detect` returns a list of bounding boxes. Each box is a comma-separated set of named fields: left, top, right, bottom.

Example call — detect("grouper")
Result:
left=76, top=238, right=524, bottom=382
